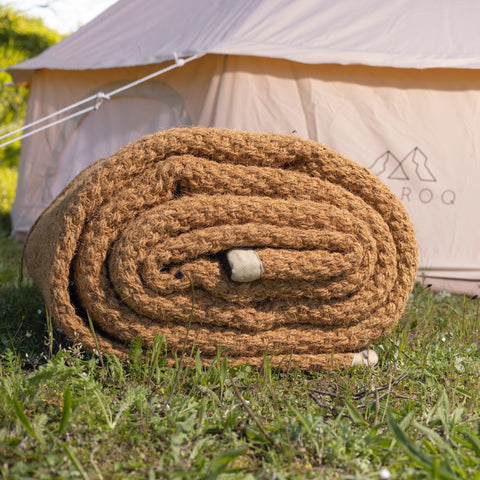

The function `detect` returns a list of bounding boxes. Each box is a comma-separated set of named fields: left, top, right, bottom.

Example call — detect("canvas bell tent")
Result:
left=4, top=0, right=480, bottom=294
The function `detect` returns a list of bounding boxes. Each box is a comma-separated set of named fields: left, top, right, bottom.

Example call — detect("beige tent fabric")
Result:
left=8, top=0, right=480, bottom=83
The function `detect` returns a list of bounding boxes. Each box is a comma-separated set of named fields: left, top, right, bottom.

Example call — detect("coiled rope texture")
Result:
left=24, top=128, right=418, bottom=370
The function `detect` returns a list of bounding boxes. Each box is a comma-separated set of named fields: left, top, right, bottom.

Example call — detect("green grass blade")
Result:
left=388, top=412, right=459, bottom=480
left=63, top=443, right=90, bottom=480
left=387, top=410, right=433, bottom=469
left=457, top=428, right=480, bottom=458
left=210, top=448, right=245, bottom=468
left=148, top=468, right=156, bottom=480
left=204, top=449, right=246, bottom=479
left=399, top=410, right=416, bottom=430
left=195, top=349, right=202, bottom=375
left=344, top=398, right=368, bottom=426
left=12, top=397, right=41, bottom=443
left=93, top=390, right=113, bottom=429
left=58, top=386, right=72, bottom=435
left=412, top=420, right=453, bottom=453
left=289, top=404, right=313, bottom=436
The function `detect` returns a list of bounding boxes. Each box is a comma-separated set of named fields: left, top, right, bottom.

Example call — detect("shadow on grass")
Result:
left=0, top=210, right=11, bottom=237
left=0, top=229, right=73, bottom=363
left=0, top=284, right=70, bottom=361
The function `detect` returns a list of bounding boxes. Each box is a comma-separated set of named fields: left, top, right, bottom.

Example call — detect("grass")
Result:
left=2, top=231, right=480, bottom=479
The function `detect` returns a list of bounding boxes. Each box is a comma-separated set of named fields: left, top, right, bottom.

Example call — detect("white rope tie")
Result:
left=226, top=249, right=264, bottom=282
left=0, top=53, right=201, bottom=150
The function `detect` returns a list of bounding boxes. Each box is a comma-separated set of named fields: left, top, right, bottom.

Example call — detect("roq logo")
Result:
left=369, top=147, right=456, bottom=206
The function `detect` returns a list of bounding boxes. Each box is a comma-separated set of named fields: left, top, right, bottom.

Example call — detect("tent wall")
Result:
left=12, top=54, right=480, bottom=293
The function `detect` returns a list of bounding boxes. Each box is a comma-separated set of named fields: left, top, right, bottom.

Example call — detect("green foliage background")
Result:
left=0, top=6, right=62, bottom=230
left=0, top=6, right=62, bottom=168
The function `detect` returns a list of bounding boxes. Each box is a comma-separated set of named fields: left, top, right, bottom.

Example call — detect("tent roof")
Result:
left=7, top=0, right=480, bottom=82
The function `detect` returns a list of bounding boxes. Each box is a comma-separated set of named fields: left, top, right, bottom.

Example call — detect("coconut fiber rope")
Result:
left=23, top=127, right=418, bottom=370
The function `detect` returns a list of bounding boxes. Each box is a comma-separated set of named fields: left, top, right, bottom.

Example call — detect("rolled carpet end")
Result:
left=23, top=127, right=418, bottom=370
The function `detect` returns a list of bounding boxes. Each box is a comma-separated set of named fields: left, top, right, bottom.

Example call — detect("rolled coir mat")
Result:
left=23, top=127, right=418, bottom=370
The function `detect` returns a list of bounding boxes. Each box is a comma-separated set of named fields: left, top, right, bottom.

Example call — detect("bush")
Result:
left=0, top=6, right=62, bottom=169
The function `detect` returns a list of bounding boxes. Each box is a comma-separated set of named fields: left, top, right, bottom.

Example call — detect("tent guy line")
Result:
left=0, top=92, right=109, bottom=144
left=0, top=53, right=201, bottom=150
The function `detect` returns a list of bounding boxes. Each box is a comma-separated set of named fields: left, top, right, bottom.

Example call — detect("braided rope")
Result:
left=24, top=128, right=418, bottom=369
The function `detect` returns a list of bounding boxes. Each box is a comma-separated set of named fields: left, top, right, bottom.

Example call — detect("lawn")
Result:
left=2, top=226, right=480, bottom=478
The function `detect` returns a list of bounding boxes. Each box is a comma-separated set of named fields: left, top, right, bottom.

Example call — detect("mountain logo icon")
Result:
left=369, top=147, right=436, bottom=182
